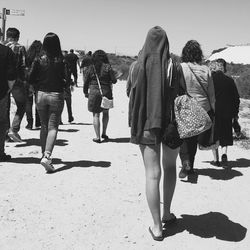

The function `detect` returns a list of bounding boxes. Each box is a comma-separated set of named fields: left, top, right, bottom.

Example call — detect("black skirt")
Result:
left=88, top=84, right=113, bottom=113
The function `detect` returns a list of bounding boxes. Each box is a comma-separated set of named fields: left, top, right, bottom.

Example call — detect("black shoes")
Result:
left=0, top=153, right=11, bottom=162
left=179, top=160, right=192, bottom=179
left=25, top=123, right=33, bottom=130
left=68, top=117, right=74, bottom=123
left=101, top=134, right=109, bottom=140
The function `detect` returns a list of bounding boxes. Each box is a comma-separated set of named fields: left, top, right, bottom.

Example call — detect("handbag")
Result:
left=93, top=66, right=114, bottom=109
left=162, top=61, right=183, bottom=149
left=174, top=64, right=212, bottom=139
left=186, top=65, right=219, bottom=150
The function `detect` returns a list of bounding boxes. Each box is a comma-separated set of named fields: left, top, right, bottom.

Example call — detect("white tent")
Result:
left=208, top=45, right=250, bottom=64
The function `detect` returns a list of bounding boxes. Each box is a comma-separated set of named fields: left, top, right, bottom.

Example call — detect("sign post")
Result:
left=1, top=8, right=6, bottom=42
left=0, top=8, right=25, bottom=42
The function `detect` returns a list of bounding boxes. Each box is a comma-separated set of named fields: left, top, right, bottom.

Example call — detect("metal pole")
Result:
left=1, top=8, right=6, bottom=42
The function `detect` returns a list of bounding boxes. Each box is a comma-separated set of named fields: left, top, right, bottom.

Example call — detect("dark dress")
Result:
left=83, top=64, right=117, bottom=113
left=212, top=71, right=240, bottom=146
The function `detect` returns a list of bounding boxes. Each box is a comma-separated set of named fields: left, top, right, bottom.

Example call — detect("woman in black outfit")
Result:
left=29, top=32, right=70, bottom=173
left=83, top=50, right=117, bottom=143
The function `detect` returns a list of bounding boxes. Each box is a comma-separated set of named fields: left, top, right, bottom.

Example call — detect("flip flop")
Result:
left=162, top=213, right=177, bottom=225
left=148, top=227, right=164, bottom=241
left=92, top=138, right=101, bottom=143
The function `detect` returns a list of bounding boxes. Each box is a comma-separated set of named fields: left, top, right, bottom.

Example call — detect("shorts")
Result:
left=139, top=128, right=161, bottom=145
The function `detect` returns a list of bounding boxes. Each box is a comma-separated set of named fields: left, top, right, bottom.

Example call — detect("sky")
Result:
left=1, top=0, right=250, bottom=57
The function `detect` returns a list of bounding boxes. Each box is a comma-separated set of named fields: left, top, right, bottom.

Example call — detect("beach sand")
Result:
left=0, top=81, right=249, bottom=250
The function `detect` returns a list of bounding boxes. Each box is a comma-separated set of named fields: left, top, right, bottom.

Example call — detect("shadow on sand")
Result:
left=181, top=168, right=243, bottom=184
left=58, top=128, right=79, bottom=133
left=10, top=157, right=111, bottom=172
left=14, top=138, right=68, bottom=148
left=52, top=160, right=111, bottom=173
left=104, top=137, right=130, bottom=143
left=163, top=212, right=247, bottom=242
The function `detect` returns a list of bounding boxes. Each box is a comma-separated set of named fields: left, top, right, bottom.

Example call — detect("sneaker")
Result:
left=40, top=157, right=55, bottom=173
left=8, top=131, right=22, bottom=142
left=0, top=153, right=11, bottom=162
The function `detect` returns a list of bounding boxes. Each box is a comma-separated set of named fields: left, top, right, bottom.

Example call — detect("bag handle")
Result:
left=92, top=65, right=103, bottom=96
left=187, top=64, right=213, bottom=111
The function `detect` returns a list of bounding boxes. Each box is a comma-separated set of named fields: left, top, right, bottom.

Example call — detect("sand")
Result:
left=0, top=81, right=249, bottom=250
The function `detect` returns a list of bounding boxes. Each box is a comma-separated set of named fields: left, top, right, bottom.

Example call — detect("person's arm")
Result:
left=83, top=69, right=91, bottom=97
left=207, top=70, right=216, bottom=111
left=232, top=79, right=240, bottom=118
left=28, top=58, right=39, bottom=85
left=109, top=65, right=117, bottom=84
left=126, top=63, right=135, bottom=97
left=7, top=47, right=17, bottom=91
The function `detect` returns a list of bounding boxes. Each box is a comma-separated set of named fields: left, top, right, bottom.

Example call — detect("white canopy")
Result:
left=208, top=45, right=250, bottom=64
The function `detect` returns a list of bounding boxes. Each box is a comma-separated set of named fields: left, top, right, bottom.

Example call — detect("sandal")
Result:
left=92, top=138, right=101, bottom=143
left=101, top=134, right=109, bottom=140
left=162, top=213, right=177, bottom=225
left=148, top=227, right=164, bottom=241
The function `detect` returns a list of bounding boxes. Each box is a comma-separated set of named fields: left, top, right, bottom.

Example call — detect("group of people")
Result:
left=127, top=26, right=240, bottom=241
left=0, top=26, right=119, bottom=172
left=0, top=25, right=241, bottom=241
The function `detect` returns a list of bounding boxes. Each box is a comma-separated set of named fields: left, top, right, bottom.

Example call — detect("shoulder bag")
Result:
left=174, top=65, right=212, bottom=139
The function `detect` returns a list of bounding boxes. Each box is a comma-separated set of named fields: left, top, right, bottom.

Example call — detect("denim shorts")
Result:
left=36, top=91, right=64, bottom=112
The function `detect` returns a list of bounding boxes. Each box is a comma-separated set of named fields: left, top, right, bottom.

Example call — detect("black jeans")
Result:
left=0, top=94, right=9, bottom=155
left=26, top=93, right=41, bottom=127
left=179, top=135, right=199, bottom=169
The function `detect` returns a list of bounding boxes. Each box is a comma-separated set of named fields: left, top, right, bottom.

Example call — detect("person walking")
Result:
left=83, top=50, right=117, bottom=143
left=65, top=49, right=80, bottom=87
left=178, top=40, right=215, bottom=178
left=25, top=40, right=43, bottom=129
left=0, top=43, right=16, bottom=161
left=129, top=26, right=185, bottom=241
left=62, top=50, right=75, bottom=123
left=28, top=32, right=70, bottom=173
left=210, top=58, right=240, bottom=166
left=5, top=27, right=27, bottom=142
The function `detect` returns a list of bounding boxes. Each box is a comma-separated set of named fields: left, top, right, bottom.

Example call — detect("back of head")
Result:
left=140, top=26, right=170, bottom=59
left=27, top=40, right=43, bottom=64
left=216, top=58, right=227, bottom=73
left=87, top=51, right=92, bottom=56
left=42, top=32, right=62, bottom=58
left=70, top=49, right=74, bottom=53
left=6, top=27, right=20, bottom=41
left=92, top=50, right=109, bottom=74
left=181, top=40, right=203, bottom=63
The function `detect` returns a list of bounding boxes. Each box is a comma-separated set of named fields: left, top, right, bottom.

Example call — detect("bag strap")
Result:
left=92, top=65, right=103, bottom=96
left=187, top=64, right=212, bottom=110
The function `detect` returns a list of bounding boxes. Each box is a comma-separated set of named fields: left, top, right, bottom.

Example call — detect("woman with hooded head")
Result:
left=29, top=32, right=70, bottom=173
left=83, top=50, right=117, bottom=143
left=129, top=26, right=185, bottom=241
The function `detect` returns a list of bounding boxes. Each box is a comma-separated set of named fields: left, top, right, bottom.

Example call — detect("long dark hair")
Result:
left=92, top=50, right=109, bottom=74
left=26, top=40, right=42, bottom=66
left=181, top=40, right=203, bottom=63
left=42, top=32, right=63, bottom=58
